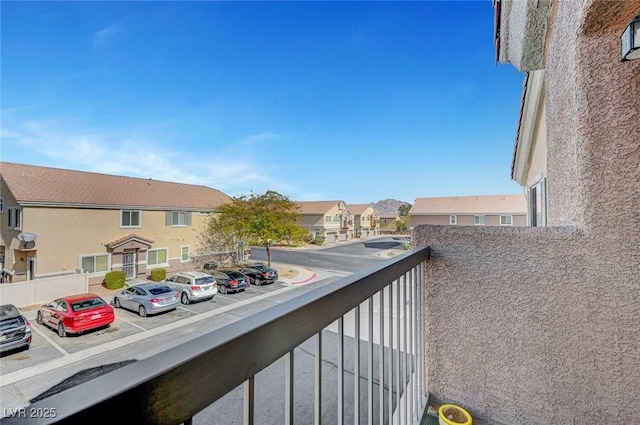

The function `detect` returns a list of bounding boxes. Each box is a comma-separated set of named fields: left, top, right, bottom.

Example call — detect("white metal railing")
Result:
left=2, top=246, right=430, bottom=425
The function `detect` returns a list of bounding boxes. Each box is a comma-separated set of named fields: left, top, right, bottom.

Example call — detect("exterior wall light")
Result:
left=621, top=14, right=640, bottom=61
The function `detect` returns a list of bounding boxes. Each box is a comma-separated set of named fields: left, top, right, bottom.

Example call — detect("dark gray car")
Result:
left=0, top=304, right=32, bottom=353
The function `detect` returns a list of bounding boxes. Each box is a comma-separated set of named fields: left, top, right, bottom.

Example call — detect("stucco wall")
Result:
left=417, top=1, right=640, bottom=423
left=414, top=224, right=640, bottom=425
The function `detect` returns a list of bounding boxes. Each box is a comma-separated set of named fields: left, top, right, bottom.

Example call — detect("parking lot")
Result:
left=0, top=280, right=293, bottom=375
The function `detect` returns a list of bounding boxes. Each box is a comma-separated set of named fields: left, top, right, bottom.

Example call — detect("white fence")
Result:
left=0, top=271, right=89, bottom=308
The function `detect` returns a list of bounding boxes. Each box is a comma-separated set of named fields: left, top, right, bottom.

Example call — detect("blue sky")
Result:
left=1, top=1, right=525, bottom=204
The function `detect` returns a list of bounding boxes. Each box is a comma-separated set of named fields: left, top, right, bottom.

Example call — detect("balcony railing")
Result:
left=6, top=246, right=431, bottom=425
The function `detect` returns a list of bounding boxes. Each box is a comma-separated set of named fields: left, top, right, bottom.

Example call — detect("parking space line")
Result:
left=1, top=284, right=300, bottom=386
left=115, top=317, right=147, bottom=331
left=176, top=305, right=200, bottom=314
left=31, top=325, right=69, bottom=356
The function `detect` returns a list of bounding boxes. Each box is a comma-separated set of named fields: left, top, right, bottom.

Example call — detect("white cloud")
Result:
left=92, top=21, right=126, bottom=48
left=0, top=118, right=294, bottom=197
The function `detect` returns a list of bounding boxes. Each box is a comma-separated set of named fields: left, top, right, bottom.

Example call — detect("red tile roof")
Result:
left=0, top=162, right=231, bottom=210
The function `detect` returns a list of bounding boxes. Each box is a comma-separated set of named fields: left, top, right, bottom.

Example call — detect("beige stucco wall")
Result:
left=18, top=206, right=210, bottom=279
left=416, top=1, right=640, bottom=424
left=411, top=214, right=527, bottom=227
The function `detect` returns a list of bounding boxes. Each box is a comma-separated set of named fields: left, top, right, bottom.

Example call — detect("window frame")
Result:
left=147, top=248, right=169, bottom=268
left=6, top=207, right=21, bottom=230
left=172, top=211, right=187, bottom=227
left=80, top=253, right=110, bottom=275
left=180, top=246, right=190, bottom=263
left=500, top=215, right=513, bottom=226
left=120, top=210, right=142, bottom=228
left=473, top=215, right=485, bottom=226
left=449, top=215, right=457, bottom=225
left=0, top=197, right=4, bottom=213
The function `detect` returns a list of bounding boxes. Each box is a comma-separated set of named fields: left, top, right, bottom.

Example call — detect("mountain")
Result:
left=370, top=199, right=411, bottom=216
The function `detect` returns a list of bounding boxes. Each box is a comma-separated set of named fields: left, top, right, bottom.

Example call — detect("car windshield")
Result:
left=195, top=276, right=215, bottom=285
left=71, top=297, right=106, bottom=312
left=149, top=286, right=173, bottom=295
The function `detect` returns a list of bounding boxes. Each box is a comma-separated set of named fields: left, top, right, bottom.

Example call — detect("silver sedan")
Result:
left=113, top=283, right=180, bottom=317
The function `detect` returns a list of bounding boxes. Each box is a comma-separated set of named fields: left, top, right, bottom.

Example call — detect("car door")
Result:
left=121, top=287, right=138, bottom=310
left=51, top=300, right=69, bottom=328
left=131, top=287, right=147, bottom=309
left=164, top=275, right=179, bottom=293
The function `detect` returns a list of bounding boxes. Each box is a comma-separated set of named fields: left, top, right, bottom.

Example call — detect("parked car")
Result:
left=162, top=271, right=218, bottom=304
left=208, top=269, right=250, bottom=294
left=36, top=293, right=115, bottom=338
left=113, top=283, right=180, bottom=317
left=240, top=263, right=278, bottom=286
left=0, top=304, right=32, bottom=353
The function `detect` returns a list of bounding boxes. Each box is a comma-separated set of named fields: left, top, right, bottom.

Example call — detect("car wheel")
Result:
left=181, top=293, right=190, bottom=305
left=114, top=297, right=121, bottom=308
left=254, top=278, right=261, bottom=286
left=138, top=305, right=147, bottom=317
left=219, top=285, right=227, bottom=295
left=36, top=311, right=43, bottom=325
left=57, top=322, right=66, bottom=338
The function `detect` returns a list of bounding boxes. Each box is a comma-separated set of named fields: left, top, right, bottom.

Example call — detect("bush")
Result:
left=104, top=271, right=126, bottom=290
left=314, top=236, right=325, bottom=245
left=150, top=268, right=166, bottom=282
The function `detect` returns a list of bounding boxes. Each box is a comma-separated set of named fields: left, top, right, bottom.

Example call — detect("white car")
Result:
left=162, top=271, right=218, bottom=304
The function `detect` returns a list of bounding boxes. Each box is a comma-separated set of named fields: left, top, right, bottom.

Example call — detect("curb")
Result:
left=291, top=272, right=317, bottom=285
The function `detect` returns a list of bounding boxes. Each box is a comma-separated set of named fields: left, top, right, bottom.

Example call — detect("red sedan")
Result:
left=36, top=293, right=115, bottom=337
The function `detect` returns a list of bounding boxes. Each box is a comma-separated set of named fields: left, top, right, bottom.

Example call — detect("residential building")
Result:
left=378, top=213, right=400, bottom=234
left=348, top=204, right=379, bottom=238
left=409, top=194, right=527, bottom=229
left=295, top=200, right=354, bottom=243
left=0, top=162, right=230, bottom=285
left=410, top=1, right=640, bottom=423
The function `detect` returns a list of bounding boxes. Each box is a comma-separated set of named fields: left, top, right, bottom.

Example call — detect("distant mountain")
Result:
left=370, top=199, right=411, bottom=216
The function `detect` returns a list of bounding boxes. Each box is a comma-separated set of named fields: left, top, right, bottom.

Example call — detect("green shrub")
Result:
left=104, top=271, right=126, bottom=290
left=150, top=268, right=166, bottom=282
left=314, top=236, right=325, bottom=245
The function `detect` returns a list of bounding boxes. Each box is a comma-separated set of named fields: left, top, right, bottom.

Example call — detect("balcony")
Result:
left=7, top=247, right=431, bottom=425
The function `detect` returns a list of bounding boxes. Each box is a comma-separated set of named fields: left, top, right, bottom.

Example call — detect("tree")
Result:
left=398, top=203, right=412, bottom=217
left=396, top=217, right=409, bottom=234
left=198, top=190, right=307, bottom=267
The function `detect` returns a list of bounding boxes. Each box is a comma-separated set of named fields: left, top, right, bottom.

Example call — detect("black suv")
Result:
left=240, top=264, right=279, bottom=286
left=0, top=304, right=32, bottom=353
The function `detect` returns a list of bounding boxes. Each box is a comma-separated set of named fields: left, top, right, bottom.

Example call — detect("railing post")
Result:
left=244, top=377, right=254, bottom=425
left=338, top=317, right=344, bottom=425
left=315, top=332, right=322, bottom=425
left=378, top=288, right=385, bottom=425
left=285, top=350, right=294, bottom=425
left=354, top=304, right=361, bottom=425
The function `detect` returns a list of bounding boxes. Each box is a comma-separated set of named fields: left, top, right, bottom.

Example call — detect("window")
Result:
left=473, top=215, right=485, bottom=225
left=325, top=216, right=331, bottom=223
left=500, top=215, right=513, bottom=225
left=0, top=197, right=3, bottom=212
left=172, top=211, right=186, bottom=226
left=198, top=211, right=212, bottom=216
left=81, top=254, right=109, bottom=274
left=148, top=248, right=168, bottom=266
left=449, top=215, right=457, bottom=225
left=529, top=178, right=547, bottom=227
left=181, top=246, right=190, bottom=262
left=333, top=214, right=340, bottom=222
left=120, top=210, right=141, bottom=228
left=6, top=208, right=21, bottom=229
